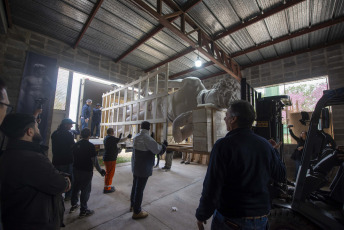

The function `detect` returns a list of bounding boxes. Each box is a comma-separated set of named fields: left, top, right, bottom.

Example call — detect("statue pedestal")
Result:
left=192, top=105, right=227, bottom=164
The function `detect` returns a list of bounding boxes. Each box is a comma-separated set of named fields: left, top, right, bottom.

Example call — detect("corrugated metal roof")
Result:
left=5, top=0, right=344, bottom=79
left=264, top=11, right=289, bottom=39
left=274, top=40, right=293, bottom=55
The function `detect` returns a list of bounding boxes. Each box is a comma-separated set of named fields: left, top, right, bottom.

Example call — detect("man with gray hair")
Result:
left=196, top=100, right=286, bottom=230
left=81, top=99, right=92, bottom=129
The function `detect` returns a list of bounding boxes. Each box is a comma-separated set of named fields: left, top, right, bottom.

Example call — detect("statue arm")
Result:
left=172, top=111, right=193, bottom=143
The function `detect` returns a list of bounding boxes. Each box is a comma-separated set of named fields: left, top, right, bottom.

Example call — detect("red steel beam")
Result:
left=115, top=0, right=202, bottom=63
left=199, top=71, right=226, bottom=80
left=214, top=0, right=305, bottom=41
left=144, top=46, right=195, bottom=72
left=241, top=38, right=344, bottom=69
left=4, top=0, right=12, bottom=28
left=169, top=61, right=214, bottom=79
left=233, top=16, right=344, bottom=58
left=128, top=0, right=241, bottom=81
left=74, top=0, right=104, bottom=49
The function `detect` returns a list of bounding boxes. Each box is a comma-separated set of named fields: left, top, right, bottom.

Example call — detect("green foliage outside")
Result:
left=97, top=155, right=131, bottom=167
left=285, top=82, right=327, bottom=112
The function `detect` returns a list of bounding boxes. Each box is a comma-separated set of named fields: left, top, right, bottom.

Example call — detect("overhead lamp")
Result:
left=194, top=50, right=202, bottom=67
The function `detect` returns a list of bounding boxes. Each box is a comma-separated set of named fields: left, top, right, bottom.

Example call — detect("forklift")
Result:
left=254, top=87, right=344, bottom=229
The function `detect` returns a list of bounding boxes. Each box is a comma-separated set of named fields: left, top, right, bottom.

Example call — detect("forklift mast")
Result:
left=254, top=95, right=291, bottom=156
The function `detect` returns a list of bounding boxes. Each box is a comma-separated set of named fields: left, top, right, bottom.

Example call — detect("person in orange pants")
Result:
left=103, top=128, right=132, bottom=193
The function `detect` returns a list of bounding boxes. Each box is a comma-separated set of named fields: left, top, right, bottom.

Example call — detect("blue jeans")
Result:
left=130, top=176, right=148, bottom=214
left=71, top=169, right=93, bottom=211
left=81, top=118, right=88, bottom=129
left=55, top=164, right=73, bottom=199
left=91, top=122, right=100, bottom=137
left=211, top=210, right=268, bottom=230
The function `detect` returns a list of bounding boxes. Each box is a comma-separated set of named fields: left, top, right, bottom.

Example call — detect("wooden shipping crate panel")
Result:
left=201, top=154, right=209, bottom=165
left=193, top=153, right=200, bottom=163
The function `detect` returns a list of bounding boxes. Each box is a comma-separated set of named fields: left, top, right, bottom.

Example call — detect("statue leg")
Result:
left=172, top=111, right=193, bottom=143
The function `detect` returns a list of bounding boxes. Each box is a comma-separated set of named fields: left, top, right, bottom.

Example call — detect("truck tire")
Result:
left=269, top=208, right=320, bottom=230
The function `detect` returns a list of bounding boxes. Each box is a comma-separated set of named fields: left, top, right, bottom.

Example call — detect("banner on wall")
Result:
left=16, top=52, right=58, bottom=145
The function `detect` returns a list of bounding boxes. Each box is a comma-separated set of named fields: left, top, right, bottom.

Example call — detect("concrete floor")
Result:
left=63, top=159, right=212, bottom=230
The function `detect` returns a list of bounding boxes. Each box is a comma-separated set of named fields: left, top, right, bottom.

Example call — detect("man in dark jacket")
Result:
left=70, top=128, right=105, bottom=218
left=91, top=103, right=102, bottom=138
left=130, top=121, right=167, bottom=219
left=103, top=128, right=132, bottom=193
left=51, top=118, right=76, bottom=201
left=0, top=113, right=71, bottom=230
left=196, top=100, right=286, bottom=230
left=81, top=99, right=92, bottom=129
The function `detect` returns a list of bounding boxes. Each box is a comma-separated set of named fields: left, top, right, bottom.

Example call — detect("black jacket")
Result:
left=72, top=139, right=97, bottom=171
left=0, top=140, right=67, bottom=230
left=196, top=128, right=286, bottom=221
left=103, top=135, right=120, bottom=161
left=92, top=108, right=101, bottom=124
left=51, top=128, right=75, bottom=166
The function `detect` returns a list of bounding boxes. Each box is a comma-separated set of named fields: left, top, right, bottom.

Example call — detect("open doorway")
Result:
left=255, top=76, right=330, bottom=144
left=48, top=68, right=121, bottom=159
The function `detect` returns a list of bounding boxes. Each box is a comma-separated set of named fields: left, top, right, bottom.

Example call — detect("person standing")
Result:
left=91, top=103, right=102, bottom=138
left=0, top=78, right=12, bottom=154
left=51, top=118, right=77, bottom=201
left=81, top=99, right=92, bottom=129
left=288, top=125, right=307, bottom=180
left=0, top=113, right=71, bottom=230
left=69, top=128, right=106, bottom=218
left=103, top=128, right=132, bottom=193
left=196, top=100, right=286, bottom=230
left=181, top=151, right=193, bottom=164
left=0, top=78, right=12, bottom=230
left=130, top=121, right=167, bottom=219
left=161, top=150, right=173, bottom=170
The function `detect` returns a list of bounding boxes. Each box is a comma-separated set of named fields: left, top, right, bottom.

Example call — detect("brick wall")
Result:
left=0, top=25, right=144, bottom=107
left=241, top=43, right=344, bottom=146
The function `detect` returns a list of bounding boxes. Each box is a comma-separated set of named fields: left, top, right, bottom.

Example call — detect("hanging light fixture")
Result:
left=194, top=49, right=202, bottom=67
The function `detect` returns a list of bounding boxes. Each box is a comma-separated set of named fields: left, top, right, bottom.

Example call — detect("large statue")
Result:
left=127, top=77, right=240, bottom=142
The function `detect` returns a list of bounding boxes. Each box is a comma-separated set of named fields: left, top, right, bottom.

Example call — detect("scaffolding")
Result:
left=100, top=65, right=169, bottom=142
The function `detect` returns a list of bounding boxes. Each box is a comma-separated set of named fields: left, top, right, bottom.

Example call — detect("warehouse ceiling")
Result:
left=3, top=0, right=344, bottom=81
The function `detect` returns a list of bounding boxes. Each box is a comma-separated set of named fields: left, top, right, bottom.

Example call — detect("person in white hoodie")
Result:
left=130, top=121, right=167, bottom=219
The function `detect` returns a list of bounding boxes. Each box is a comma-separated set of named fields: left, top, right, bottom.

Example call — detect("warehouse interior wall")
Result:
left=0, top=26, right=144, bottom=146
left=0, top=26, right=144, bottom=110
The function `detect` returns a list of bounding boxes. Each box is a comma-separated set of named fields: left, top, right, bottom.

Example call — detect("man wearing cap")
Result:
left=51, top=118, right=77, bottom=201
left=130, top=121, right=168, bottom=219
left=0, top=113, right=71, bottom=230
left=91, top=103, right=102, bottom=138
left=81, top=99, right=92, bottom=129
